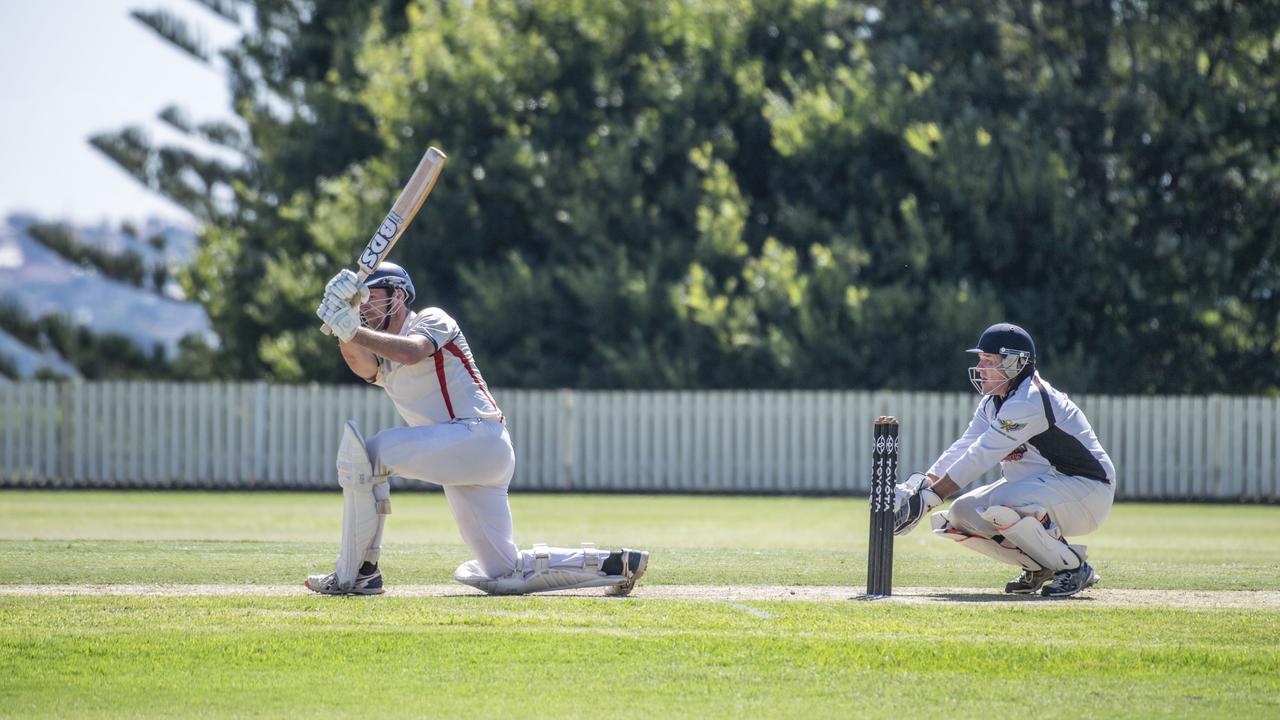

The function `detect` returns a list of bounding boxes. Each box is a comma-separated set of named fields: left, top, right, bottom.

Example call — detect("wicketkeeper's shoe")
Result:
left=604, top=548, right=649, bottom=596
left=304, top=565, right=385, bottom=596
left=1004, top=566, right=1056, bottom=594
left=1040, top=562, right=1099, bottom=598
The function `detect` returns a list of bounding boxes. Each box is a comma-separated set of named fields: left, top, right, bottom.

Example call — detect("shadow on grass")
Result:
left=920, top=592, right=1096, bottom=604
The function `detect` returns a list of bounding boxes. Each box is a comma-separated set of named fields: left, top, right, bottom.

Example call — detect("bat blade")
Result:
left=356, top=146, right=447, bottom=276
left=321, top=146, right=447, bottom=335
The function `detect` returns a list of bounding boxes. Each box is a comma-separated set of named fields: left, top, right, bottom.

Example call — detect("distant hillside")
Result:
left=0, top=214, right=213, bottom=379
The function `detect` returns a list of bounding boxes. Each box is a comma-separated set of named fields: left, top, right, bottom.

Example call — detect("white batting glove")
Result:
left=324, top=269, right=370, bottom=305
left=892, top=472, right=942, bottom=536
left=316, top=296, right=360, bottom=342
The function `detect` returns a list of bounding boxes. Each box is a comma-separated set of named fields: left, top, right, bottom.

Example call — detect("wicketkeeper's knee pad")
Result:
left=454, top=542, right=618, bottom=595
left=932, top=510, right=1041, bottom=570
left=335, top=421, right=390, bottom=589
left=977, top=505, right=1082, bottom=572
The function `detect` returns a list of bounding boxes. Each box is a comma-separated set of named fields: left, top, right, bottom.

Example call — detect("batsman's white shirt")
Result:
left=928, top=371, right=1115, bottom=488
left=373, top=308, right=503, bottom=425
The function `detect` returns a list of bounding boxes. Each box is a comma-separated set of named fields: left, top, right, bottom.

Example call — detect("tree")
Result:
left=95, top=0, right=1280, bottom=393
left=27, top=222, right=147, bottom=287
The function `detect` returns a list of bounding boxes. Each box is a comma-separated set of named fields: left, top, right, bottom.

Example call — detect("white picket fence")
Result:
left=0, top=381, right=1276, bottom=500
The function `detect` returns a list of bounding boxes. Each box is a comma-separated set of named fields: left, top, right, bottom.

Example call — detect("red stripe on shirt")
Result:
left=444, top=341, right=503, bottom=421
left=433, top=351, right=456, bottom=419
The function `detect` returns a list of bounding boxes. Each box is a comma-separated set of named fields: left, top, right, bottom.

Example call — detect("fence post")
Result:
left=558, top=389, right=575, bottom=489
left=253, top=381, right=268, bottom=483
left=57, top=381, right=73, bottom=484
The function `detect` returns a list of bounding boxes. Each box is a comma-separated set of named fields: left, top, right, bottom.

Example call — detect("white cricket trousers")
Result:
left=947, top=472, right=1115, bottom=539
left=365, top=418, right=522, bottom=578
left=363, top=418, right=597, bottom=581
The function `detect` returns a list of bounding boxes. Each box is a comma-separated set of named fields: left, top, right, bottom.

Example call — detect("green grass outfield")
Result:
left=1, top=491, right=1277, bottom=719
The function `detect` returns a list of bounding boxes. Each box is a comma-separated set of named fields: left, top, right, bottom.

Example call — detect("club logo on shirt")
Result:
left=998, top=419, right=1026, bottom=432
left=1003, top=444, right=1028, bottom=462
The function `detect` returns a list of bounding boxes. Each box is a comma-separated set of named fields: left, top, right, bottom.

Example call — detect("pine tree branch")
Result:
left=131, top=8, right=210, bottom=63
left=190, top=0, right=242, bottom=24
left=159, top=105, right=193, bottom=134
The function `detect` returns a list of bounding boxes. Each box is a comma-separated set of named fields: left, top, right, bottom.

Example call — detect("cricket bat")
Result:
left=320, top=146, right=448, bottom=334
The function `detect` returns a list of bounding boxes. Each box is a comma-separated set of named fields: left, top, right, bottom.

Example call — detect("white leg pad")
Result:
left=335, top=421, right=389, bottom=589
left=454, top=542, right=616, bottom=595
left=978, top=505, right=1082, bottom=572
left=931, top=511, right=1041, bottom=570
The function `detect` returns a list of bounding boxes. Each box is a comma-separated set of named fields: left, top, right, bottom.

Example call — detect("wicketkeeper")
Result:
left=892, top=323, right=1115, bottom=597
left=305, top=263, right=649, bottom=596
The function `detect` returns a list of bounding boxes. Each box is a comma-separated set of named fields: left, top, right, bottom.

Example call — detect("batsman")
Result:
left=892, top=323, right=1115, bottom=597
left=304, top=262, right=648, bottom=596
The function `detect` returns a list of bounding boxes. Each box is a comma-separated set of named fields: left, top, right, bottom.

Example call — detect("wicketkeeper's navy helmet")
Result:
left=364, top=262, right=415, bottom=305
left=966, top=323, right=1035, bottom=394
left=967, top=323, right=1035, bottom=363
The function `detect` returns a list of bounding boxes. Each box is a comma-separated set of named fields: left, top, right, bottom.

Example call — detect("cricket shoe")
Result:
left=604, top=548, right=649, bottom=597
left=1040, top=562, right=1099, bottom=598
left=304, top=566, right=385, bottom=596
left=1004, top=566, right=1056, bottom=595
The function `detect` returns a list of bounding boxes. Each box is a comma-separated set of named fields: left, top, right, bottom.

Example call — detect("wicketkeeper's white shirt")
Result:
left=928, top=371, right=1115, bottom=488
left=374, top=308, right=504, bottom=427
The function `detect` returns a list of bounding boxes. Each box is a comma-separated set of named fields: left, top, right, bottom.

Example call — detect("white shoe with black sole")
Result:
left=1040, top=562, right=1099, bottom=598
left=304, top=568, right=385, bottom=596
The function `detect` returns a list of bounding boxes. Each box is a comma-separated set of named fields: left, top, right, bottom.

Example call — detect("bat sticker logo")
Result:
left=360, top=212, right=404, bottom=269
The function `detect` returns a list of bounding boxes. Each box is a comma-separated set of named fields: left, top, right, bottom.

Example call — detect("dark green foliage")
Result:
left=130, top=8, right=210, bottom=62
left=0, top=299, right=208, bottom=381
left=92, top=0, right=1280, bottom=392
left=191, top=0, right=241, bottom=24
left=0, top=353, right=16, bottom=380
left=27, top=222, right=146, bottom=287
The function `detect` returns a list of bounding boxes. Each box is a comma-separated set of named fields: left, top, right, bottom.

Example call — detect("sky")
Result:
left=0, top=0, right=242, bottom=227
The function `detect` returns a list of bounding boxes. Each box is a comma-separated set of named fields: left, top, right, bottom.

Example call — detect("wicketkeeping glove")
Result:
left=892, top=472, right=942, bottom=536
left=316, top=296, right=360, bottom=342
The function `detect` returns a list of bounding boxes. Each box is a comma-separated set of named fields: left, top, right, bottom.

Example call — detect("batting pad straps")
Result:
left=531, top=543, right=550, bottom=573
left=373, top=483, right=391, bottom=516
left=581, top=543, right=603, bottom=571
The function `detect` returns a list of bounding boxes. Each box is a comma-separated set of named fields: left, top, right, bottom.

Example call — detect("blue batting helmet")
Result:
left=364, top=262, right=415, bottom=305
